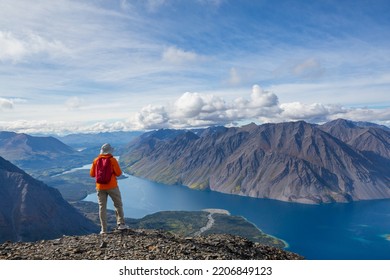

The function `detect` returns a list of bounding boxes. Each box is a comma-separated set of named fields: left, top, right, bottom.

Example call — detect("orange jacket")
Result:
left=90, top=154, right=122, bottom=190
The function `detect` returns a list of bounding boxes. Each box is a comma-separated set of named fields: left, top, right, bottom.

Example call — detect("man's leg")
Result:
left=97, top=190, right=108, bottom=233
left=107, top=187, right=125, bottom=226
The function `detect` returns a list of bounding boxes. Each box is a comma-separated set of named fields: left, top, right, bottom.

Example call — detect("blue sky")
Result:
left=0, top=0, right=389, bottom=134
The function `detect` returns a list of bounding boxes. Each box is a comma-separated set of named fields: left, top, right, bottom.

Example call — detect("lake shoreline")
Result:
left=51, top=163, right=390, bottom=259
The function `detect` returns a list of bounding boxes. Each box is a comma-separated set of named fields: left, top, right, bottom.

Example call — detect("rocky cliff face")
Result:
left=320, top=119, right=390, bottom=161
left=121, top=120, right=390, bottom=204
left=0, top=156, right=98, bottom=243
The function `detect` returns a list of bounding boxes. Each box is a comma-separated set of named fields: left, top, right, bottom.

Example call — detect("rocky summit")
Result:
left=0, top=229, right=303, bottom=260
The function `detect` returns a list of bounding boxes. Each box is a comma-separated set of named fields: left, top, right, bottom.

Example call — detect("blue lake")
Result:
left=84, top=174, right=390, bottom=260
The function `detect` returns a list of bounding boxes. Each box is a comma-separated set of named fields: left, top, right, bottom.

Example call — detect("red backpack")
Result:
left=95, top=156, right=113, bottom=184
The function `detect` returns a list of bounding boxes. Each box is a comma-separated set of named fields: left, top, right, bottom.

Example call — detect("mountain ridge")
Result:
left=0, top=131, right=93, bottom=177
left=121, top=119, right=390, bottom=204
left=0, top=156, right=98, bottom=243
left=0, top=131, right=75, bottom=159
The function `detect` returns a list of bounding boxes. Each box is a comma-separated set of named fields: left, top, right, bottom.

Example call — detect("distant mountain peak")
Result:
left=241, top=122, right=259, bottom=130
left=324, top=118, right=390, bottom=131
left=327, top=118, right=357, bottom=128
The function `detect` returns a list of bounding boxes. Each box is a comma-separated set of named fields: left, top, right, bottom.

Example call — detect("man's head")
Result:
left=100, top=143, right=114, bottom=155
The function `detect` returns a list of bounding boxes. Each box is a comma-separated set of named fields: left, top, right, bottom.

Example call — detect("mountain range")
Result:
left=56, top=131, right=143, bottom=149
left=0, top=131, right=92, bottom=177
left=0, top=156, right=98, bottom=243
left=121, top=119, right=390, bottom=204
left=0, top=131, right=74, bottom=159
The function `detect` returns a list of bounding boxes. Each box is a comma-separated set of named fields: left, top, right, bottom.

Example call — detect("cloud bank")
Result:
left=1, top=84, right=389, bottom=134
left=129, top=85, right=390, bottom=130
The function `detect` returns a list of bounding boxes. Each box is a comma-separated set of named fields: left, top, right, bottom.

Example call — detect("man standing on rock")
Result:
left=90, top=143, right=128, bottom=234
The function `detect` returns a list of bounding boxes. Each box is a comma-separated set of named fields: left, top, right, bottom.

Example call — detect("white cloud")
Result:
left=65, top=96, right=84, bottom=110
left=0, top=120, right=67, bottom=135
left=173, top=92, right=206, bottom=118
left=331, top=107, right=390, bottom=123
left=27, top=33, right=68, bottom=57
left=146, top=0, right=168, bottom=12
left=128, top=84, right=390, bottom=130
left=228, top=67, right=241, bottom=85
left=280, top=102, right=347, bottom=122
left=162, top=46, right=200, bottom=65
left=173, top=92, right=227, bottom=120
left=0, top=97, right=14, bottom=110
left=249, top=84, right=279, bottom=108
left=0, top=31, right=26, bottom=62
left=0, top=30, right=68, bottom=62
left=130, top=85, right=282, bottom=129
left=292, top=58, right=325, bottom=79
left=0, top=119, right=134, bottom=135
left=132, top=104, right=169, bottom=130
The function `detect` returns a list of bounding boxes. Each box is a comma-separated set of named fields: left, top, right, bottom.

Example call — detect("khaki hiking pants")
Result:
left=97, top=187, right=125, bottom=232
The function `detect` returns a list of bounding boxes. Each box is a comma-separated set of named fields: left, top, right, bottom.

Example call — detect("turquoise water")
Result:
left=84, top=174, right=390, bottom=260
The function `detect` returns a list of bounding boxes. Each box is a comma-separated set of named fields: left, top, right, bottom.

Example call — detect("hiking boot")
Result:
left=117, top=224, right=128, bottom=230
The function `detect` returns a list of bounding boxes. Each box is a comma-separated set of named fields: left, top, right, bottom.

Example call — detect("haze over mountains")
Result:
left=0, top=131, right=143, bottom=175
left=0, top=131, right=73, bottom=160
left=0, top=131, right=89, bottom=177
left=57, top=131, right=143, bottom=150
left=121, top=119, right=390, bottom=204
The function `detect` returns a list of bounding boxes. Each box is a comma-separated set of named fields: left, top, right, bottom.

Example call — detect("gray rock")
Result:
left=0, top=229, right=303, bottom=260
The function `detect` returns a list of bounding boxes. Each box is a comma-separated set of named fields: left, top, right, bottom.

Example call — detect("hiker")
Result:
left=90, top=143, right=128, bottom=234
